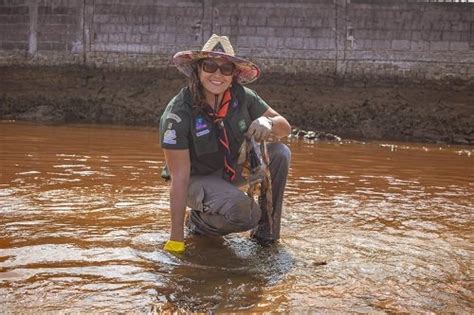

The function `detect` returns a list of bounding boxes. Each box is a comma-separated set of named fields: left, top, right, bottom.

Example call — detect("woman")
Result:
left=160, top=34, right=291, bottom=253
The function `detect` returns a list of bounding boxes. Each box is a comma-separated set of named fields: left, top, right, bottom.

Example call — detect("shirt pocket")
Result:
left=227, top=108, right=252, bottom=152
left=192, top=124, right=219, bottom=157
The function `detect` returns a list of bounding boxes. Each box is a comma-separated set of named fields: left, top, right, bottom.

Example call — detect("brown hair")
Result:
left=188, top=62, right=207, bottom=110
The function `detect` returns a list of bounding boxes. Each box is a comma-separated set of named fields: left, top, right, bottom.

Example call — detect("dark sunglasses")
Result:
left=201, top=59, right=235, bottom=76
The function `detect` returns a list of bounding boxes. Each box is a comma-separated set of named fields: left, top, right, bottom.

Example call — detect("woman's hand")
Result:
left=164, top=240, right=186, bottom=253
left=246, top=116, right=273, bottom=142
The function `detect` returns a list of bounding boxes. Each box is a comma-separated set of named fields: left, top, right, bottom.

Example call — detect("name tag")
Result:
left=196, top=129, right=210, bottom=137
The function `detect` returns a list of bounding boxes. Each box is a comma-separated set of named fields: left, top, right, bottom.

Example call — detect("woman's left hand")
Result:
left=246, top=116, right=273, bottom=142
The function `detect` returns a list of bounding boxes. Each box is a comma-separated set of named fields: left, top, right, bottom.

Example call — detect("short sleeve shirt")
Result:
left=160, top=84, right=269, bottom=175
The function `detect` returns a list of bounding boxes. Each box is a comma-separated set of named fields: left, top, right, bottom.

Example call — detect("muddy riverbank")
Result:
left=1, top=66, right=473, bottom=144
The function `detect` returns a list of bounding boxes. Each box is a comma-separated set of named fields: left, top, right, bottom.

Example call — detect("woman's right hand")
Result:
left=164, top=240, right=185, bottom=253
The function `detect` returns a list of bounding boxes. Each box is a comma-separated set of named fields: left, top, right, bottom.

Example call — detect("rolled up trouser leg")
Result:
left=251, top=142, right=291, bottom=241
left=186, top=172, right=262, bottom=236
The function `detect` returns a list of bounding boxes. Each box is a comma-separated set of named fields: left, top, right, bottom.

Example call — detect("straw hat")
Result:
left=172, top=34, right=261, bottom=84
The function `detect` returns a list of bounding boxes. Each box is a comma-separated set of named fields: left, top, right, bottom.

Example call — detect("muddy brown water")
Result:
left=0, top=122, right=472, bottom=313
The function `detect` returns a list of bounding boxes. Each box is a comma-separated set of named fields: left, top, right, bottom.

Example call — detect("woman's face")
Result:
left=199, top=59, right=235, bottom=98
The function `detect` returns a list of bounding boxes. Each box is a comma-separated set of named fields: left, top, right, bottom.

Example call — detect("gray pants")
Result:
left=186, top=142, right=291, bottom=241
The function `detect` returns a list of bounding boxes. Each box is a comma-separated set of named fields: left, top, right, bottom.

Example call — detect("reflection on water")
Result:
left=0, top=122, right=472, bottom=313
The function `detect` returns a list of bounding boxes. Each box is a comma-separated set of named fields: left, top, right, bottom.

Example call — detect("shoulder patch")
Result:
left=167, top=113, right=182, bottom=123
left=163, top=129, right=177, bottom=144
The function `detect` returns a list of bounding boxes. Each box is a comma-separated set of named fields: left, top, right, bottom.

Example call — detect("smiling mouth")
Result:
left=210, top=80, right=223, bottom=85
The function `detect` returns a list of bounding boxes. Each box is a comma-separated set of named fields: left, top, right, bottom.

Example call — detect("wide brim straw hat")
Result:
left=172, top=34, right=261, bottom=85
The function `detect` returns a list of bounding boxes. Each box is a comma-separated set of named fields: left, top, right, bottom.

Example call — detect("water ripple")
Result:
left=0, top=123, right=472, bottom=313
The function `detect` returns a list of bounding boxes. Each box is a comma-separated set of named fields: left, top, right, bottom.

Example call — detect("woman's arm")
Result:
left=163, top=148, right=191, bottom=243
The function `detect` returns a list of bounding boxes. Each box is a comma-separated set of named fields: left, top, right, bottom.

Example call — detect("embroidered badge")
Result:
left=163, top=129, right=177, bottom=144
left=232, top=99, right=239, bottom=108
left=167, top=113, right=182, bottom=123
left=167, top=122, right=173, bottom=129
left=196, top=129, right=210, bottom=137
left=195, top=117, right=207, bottom=131
left=238, top=119, right=247, bottom=132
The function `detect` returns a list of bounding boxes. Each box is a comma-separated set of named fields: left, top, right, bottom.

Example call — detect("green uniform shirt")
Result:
left=159, top=84, right=269, bottom=176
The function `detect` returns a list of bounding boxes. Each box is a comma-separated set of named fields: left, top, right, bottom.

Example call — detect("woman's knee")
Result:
left=225, top=196, right=261, bottom=231
left=268, top=143, right=291, bottom=167
left=268, top=142, right=291, bottom=173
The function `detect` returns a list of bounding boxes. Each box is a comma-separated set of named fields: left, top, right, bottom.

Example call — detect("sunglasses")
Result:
left=201, top=59, right=236, bottom=76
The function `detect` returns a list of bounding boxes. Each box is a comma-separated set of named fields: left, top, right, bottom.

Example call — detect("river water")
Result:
left=0, top=122, right=472, bottom=313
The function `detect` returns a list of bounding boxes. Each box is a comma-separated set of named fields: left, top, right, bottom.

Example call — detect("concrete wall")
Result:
left=0, top=0, right=473, bottom=83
